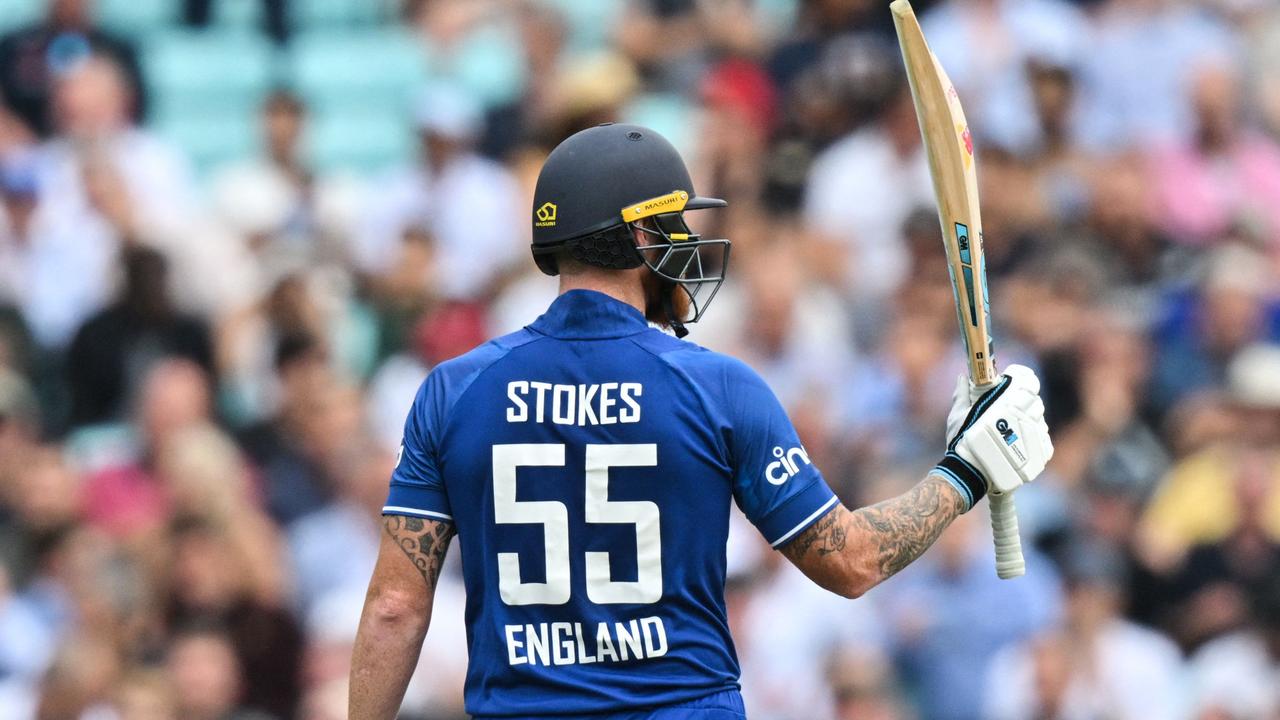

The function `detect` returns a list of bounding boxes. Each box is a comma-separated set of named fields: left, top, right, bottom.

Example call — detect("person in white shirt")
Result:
left=984, top=541, right=1187, bottom=720
left=355, top=83, right=522, bottom=301
left=1188, top=581, right=1280, bottom=720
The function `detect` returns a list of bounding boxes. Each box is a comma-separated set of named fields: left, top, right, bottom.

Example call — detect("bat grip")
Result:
left=989, top=492, right=1024, bottom=579
left=973, top=378, right=1025, bottom=579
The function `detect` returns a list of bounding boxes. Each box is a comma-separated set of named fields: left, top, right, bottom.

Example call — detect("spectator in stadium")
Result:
left=79, top=358, right=212, bottom=538
left=922, top=0, right=1089, bottom=154
left=0, top=0, right=146, bottom=137
left=166, top=624, right=260, bottom=720
left=1148, top=244, right=1280, bottom=417
left=1188, top=577, right=1280, bottom=720
left=287, top=440, right=389, bottom=615
left=1149, top=58, right=1280, bottom=246
left=803, top=67, right=933, bottom=301
left=0, top=150, right=117, bottom=350
left=35, top=53, right=195, bottom=249
left=1139, top=344, right=1280, bottom=575
left=983, top=541, right=1186, bottom=720
left=64, top=247, right=213, bottom=428
left=166, top=519, right=302, bottom=718
left=826, top=648, right=914, bottom=720
left=728, top=536, right=888, bottom=720
left=355, top=83, right=522, bottom=301
left=210, top=89, right=362, bottom=284
left=1078, top=0, right=1237, bottom=149
left=881, top=512, right=1062, bottom=720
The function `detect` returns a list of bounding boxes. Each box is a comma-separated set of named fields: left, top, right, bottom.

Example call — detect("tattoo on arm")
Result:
left=848, top=475, right=964, bottom=577
left=781, top=475, right=965, bottom=587
left=383, top=516, right=456, bottom=587
left=780, top=509, right=848, bottom=559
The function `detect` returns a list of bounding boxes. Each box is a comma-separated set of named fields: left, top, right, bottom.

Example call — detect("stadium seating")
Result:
left=0, top=0, right=43, bottom=33
left=286, top=28, right=427, bottom=110
left=304, top=106, right=415, bottom=174
left=95, top=0, right=181, bottom=36
left=141, top=30, right=276, bottom=171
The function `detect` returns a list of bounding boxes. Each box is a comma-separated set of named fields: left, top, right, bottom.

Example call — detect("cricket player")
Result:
left=349, top=124, right=1052, bottom=719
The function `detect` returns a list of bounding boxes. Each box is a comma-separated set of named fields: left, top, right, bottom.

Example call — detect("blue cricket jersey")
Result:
left=384, top=290, right=839, bottom=717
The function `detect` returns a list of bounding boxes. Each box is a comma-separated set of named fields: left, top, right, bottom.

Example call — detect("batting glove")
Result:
left=933, top=364, right=1053, bottom=510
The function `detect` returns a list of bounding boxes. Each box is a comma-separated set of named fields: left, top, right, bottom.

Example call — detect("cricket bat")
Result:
left=891, top=0, right=1025, bottom=578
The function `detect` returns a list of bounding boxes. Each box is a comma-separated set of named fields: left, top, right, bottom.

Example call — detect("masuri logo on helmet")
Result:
left=535, top=202, right=558, bottom=227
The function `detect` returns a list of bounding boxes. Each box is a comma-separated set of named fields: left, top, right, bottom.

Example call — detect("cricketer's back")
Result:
left=385, top=290, right=838, bottom=717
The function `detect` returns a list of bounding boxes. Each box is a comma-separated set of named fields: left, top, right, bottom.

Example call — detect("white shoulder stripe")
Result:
left=382, top=506, right=454, bottom=521
left=769, top=496, right=839, bottom=548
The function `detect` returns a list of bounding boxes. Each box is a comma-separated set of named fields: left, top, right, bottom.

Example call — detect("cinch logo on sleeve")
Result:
left=764, top=445, right=812, bottom=485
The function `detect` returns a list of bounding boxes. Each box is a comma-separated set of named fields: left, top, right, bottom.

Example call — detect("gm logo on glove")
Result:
left=995, top=418, right=1027, bottom=465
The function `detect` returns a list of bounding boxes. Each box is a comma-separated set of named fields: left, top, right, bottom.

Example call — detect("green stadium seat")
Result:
left=287, top=29, right=428, bottom=110
left=142, top=30, right=277, bottom=112
left=305, top=107, right=414, bottom=174
left=623, top=93, right=697, bottom=157
left=446, top=24, right=526, bottom=108
left=0, top=0, right=43, bottom=33
left=153, top=108, right=258, bottom=174
left=212, top=0, right=266, bottom=33
left=289, top=0, right=396, bottom=29
left=95, top=0, right=180, bottom=37
left=542, top=0, right=623, bottom=52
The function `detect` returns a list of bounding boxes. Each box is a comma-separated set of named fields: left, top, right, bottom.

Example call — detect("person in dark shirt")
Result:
left=65, top=246, right=213, bottom=428
left=0, top=0, right=146, bottom=137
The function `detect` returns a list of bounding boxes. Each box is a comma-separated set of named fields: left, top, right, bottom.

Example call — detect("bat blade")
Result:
left=891, top=0, right=996, bottom=388
left=891, top=0, right=1024, bottom=579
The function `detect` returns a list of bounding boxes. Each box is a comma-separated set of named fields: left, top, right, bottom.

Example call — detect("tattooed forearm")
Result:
left=849, top=474, right=964, bottom=578
left=781, top=475, right=966, bottom=597
left=781, top=509, right=848, bottom=559
left=383, top=515, right=456, bottom=587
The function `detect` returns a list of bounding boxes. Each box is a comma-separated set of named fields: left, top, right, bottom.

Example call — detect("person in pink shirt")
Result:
left=1149, top=58, right=1280, bottom=246
left=81, top=359, right=211, bottom=538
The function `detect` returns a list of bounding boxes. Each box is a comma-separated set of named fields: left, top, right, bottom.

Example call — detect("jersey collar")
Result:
left=528, top=290, right=650, bottom=340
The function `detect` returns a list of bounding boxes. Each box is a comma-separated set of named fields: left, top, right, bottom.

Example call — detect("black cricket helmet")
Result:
left=530, top=123, right=730, bottom=335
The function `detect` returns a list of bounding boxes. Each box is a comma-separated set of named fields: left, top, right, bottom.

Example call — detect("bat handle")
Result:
left=989, top=492, right=1025, bottom=579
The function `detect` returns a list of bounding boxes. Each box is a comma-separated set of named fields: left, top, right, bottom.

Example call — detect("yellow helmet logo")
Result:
left=535, top=202, right=557, bottom=227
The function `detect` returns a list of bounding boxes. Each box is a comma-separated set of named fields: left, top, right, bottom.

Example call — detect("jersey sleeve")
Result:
left=383, top=371, right=453, bottom=522
left=719, top=358, right=838, bottom=548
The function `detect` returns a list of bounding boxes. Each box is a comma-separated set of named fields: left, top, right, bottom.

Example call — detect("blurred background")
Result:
left=1, top=0, right=1279, bottom=718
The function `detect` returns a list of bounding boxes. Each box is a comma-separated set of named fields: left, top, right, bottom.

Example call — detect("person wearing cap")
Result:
left=349, top=123, right=1053, bottom=719
left=1139, top=343, right=1280, bottom=572
left=0, top=152, right=116, bottom=349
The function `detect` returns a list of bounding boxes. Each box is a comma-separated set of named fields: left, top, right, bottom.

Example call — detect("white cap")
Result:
left=1228, top=344, right=1280, bottom=408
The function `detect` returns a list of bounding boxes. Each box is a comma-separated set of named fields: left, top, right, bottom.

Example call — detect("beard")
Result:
left=642, top=270, right=691, bottom=328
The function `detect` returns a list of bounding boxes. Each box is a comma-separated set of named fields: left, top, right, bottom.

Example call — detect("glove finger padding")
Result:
left=946, top=374, right=985, bottom=441
left=941, top=365, right=1054, bottom=502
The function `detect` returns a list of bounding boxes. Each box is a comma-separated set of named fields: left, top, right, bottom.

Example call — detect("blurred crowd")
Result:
left=2, top=0, right=1280, bottom=719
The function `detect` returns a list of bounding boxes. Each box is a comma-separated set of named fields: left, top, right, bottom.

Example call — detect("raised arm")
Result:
left=350, top=515, right=456, bottom=720
left=781, top=365, right=1052, bottom=598
left=780, top=474, right=965, bottom=598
